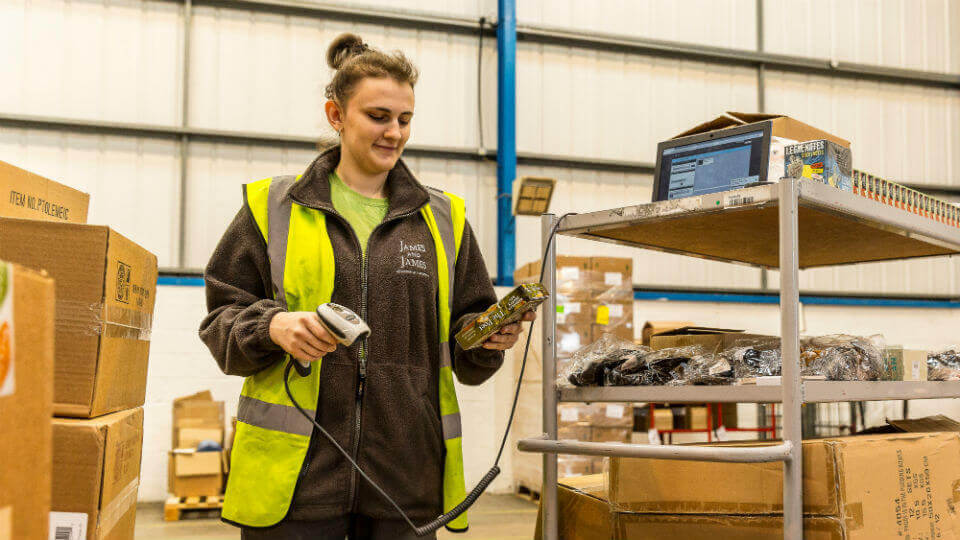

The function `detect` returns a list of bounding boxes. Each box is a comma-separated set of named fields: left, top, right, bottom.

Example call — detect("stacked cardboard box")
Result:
left=537, top=433, right=960, bottom=539
left=169, top=391, right=226, bottom=497
left=513, top=401, right=633, bottom=492
left=0, top=160, right=157, bottom=540
left=0, top=262, right=55, bottom=539
left=510, top=255, right=634, bottom=494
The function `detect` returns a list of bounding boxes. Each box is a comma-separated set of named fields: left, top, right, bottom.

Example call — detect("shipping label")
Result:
left=49, top=512, right=87, bottom=540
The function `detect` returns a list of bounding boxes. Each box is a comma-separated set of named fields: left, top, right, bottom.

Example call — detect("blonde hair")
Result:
left=324, top=33, right=419, bottom=105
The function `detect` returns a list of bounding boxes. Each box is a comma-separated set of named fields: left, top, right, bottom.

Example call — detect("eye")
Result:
left=399, top=118, right=410, bottom=126
left=367, top=113, right=386, bottom=122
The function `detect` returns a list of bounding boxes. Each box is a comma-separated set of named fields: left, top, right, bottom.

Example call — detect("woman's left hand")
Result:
left=481, top=311, right=537, bottom=350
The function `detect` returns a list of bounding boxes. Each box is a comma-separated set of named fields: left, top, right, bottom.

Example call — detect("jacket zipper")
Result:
left=289, top=193, right=425, bottom=511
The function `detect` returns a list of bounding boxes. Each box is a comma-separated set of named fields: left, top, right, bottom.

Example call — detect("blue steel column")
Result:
left=496, top=0, right=517, bottom=286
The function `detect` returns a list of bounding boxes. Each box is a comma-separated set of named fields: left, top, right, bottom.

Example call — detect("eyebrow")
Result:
left=368, top=107, right=413, bottom=116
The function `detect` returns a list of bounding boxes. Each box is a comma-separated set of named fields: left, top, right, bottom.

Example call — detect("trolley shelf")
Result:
left=557, top=179, right=960, bottom=269
left=559, top=381, right=960, bottom=404
left=529, top=178, right=960, bottom=540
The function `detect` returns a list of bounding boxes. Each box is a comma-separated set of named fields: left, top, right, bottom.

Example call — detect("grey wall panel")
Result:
left=517, top=43, right=759, bottom=164
left=0, top=126, right=180, bottom=266
left=518, top=0, right=757, bottom=50
left=183, top=141, right=318, bottom=269
left=0, top=0, right=182, bottom=125
left=763, top=0, right=960, bottom=75
left=189, top=6, right=496, bottom=150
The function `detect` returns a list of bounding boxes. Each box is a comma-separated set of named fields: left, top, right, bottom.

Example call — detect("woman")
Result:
left=199, top=33, right=534, bottom=540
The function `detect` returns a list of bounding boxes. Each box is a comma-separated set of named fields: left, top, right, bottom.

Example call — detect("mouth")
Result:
left=373, top=144, right=398, bottom=154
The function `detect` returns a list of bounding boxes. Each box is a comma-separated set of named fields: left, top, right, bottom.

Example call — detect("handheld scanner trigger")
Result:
left=316, top=303, right=371, bottom=347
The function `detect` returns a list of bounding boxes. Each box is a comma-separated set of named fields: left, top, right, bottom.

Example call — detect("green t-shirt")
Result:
left=329, top=172, right=389, bottom=255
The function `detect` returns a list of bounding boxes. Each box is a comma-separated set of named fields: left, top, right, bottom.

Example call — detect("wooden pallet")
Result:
left=164, top=495, right=223, bottom=521
left=515, top=484, right=541, bottom=502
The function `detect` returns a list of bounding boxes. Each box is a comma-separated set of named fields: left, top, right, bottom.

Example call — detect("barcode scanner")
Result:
left=292, top=303, right=371, bottom=377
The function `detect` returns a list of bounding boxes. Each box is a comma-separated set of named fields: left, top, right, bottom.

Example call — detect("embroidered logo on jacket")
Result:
left=398, top=240, right=430, bottom=278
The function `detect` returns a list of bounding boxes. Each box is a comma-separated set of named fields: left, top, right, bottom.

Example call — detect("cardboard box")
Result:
left=0, top=219, right=158, bottom=417
left=674, top=112, right=850, bottom=149
left=591, top=322, right=634, bottom=343
left=534, top=475, right=611, bottom=540
left=587, top=403, right=633, bottom=428
left=558, top=404, right=597, bottom=427
left=588, top=257, right=632, bottom=294
left=785, top=139, right=853, bottom=191
left=614, top=514, right=844, bottom=539
left=608, top=432, right=960, bottom=538
left=556, top=456, right=593, bottom=479
left=884, top=347, right=928, bottom=381
left=589, top=426, right=631, bottom=443
left=168, top=450, right=223, bottom=497
left=558, top=422, right=592, bottom=441
left=0, top=160, right=89, bottom=223
left=51, top=408, right=143, bottom=540
left=535, top=476, right=844, bottom=540
left=172, top=391, right=224, bottom=448
left=557, top=323, right=592, bottom=357
left=650, top=327, right=775, bottom=355
left=641, top=321, right=694, bottom=346
left=687, top=406, right=709, bottom=430
left=0, top=262, right=55, bottom=540
left=514, top=256, right=594, bottom=302
left=590, top=302, right=633, bottom=327
left=555, top=300, right=593, bottom=326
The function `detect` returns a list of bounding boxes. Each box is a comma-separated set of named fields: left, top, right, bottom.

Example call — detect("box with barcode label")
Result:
left=588, top=403, right=634, bottom=428
left=0, top=262, right=55, bottom=540
left=587, top=257, right=633, bottom=300
left=51, top=408, right=143, bottom=540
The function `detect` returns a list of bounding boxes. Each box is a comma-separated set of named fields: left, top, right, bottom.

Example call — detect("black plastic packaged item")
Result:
left=927, top=348, right=960, bottom=381
left=670, top=353, right=734, bottom=386
left=800, top=334, right=887, bottom=381
left=722, top=347, right=782, bottom=378
left=560, top=333, right=649, bottom=388
left=604, top=345, right=707, bottom=386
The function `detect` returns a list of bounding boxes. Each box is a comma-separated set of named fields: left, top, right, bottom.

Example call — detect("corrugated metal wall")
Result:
left=0, top=0, right=957, bottom=295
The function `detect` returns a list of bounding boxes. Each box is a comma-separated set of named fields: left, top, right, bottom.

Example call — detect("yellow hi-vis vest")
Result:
left=222, top=175, right=469, bottom=531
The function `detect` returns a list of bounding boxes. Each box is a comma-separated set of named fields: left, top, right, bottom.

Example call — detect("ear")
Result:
left=325, top=100, right=344, bottom=132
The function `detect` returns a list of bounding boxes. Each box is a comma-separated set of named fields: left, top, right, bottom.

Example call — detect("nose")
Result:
left=384, top=120, right=401, bottom=141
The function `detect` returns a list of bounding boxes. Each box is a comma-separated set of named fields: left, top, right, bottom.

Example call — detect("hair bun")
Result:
left=327, top=33, right=366, bottom=70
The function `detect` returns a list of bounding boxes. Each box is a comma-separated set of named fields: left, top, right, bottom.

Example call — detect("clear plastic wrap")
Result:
left=800, top=334, right=887, bottom=381
left=559, top=333, right=647, bottom=388
left=606, top=345, right=708, bottom=386
left=722, top=346, right=782, bottom=378
left=667, top=353, right=734, bottom=386
left=927, top=348, right=960, bottom=381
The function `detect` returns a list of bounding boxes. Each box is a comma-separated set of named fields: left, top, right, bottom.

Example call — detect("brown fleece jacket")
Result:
left=199, top=146, right=503, bottom=523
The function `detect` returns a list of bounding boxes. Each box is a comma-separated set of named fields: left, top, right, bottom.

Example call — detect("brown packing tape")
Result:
left=96, top=478, right=138, bottom=538
left=56, top=301, right=153, bottom=341
left=843, top=502, right=864, bottom=531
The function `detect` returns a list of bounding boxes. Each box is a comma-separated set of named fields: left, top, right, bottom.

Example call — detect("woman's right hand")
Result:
left=269, top=311, right=339, bottom=363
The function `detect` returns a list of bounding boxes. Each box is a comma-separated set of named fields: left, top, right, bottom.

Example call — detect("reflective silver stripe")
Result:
left=442, top=412, right=462, bottom=440
left=238, top=394, right=316, bottom=437
left=426, top=187, right=456, bottom=313
left=440, top=344, right=452, bottom=368
left=267, top=176, right=296, bottom=309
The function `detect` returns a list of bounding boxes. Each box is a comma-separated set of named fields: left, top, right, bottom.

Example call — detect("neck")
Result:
left=336, top=150, right=389, bottom=199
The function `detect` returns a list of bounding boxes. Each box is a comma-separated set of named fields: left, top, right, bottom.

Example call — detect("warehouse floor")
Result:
left=135, top=494, right=538, bottom=539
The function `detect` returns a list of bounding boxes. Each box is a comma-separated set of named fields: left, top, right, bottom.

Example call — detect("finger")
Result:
left=302, top=331, right=337, bottom=354
left=522, top=311, right=537, bottom=321
left=482, top=341, right=510, bottom=350
left=298, top=341, right=326, bottom=359
left=303, top=316, right=340, bottom=347
left=291, top=347, right=322, bottom=364
left=498, top=323, right=522, bottom=335
left=485, top=333, right=511, bottom=343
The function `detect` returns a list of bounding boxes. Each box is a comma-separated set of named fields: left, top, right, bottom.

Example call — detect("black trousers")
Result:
left=239, top=515, right=437, bottom=540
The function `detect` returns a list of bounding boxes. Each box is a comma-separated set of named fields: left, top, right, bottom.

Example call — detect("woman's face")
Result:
left=326, top=77, right=414, bottom=175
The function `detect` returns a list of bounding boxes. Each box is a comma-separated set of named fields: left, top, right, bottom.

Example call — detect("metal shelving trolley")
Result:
left=518, top=178, right=960, bottom=540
